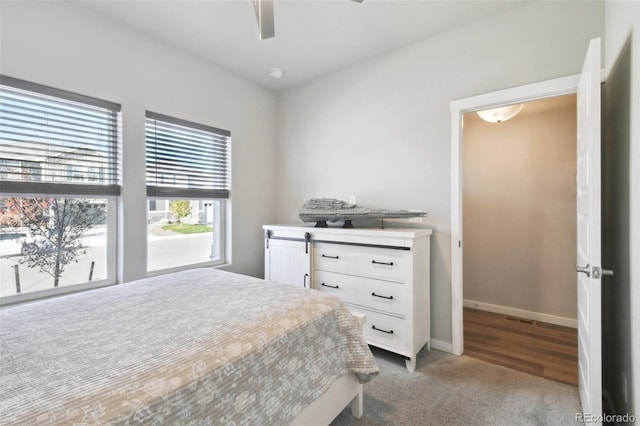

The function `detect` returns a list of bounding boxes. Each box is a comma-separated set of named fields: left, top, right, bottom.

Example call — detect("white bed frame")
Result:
left=291, top=311, right=367, bottom=425
left=291, top=374, right=363, bottom=426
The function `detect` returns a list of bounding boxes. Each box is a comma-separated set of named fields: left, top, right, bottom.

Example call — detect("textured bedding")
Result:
left=0, top=268, right=378, bottom=425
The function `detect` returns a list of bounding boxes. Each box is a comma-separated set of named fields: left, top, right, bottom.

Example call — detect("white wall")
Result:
left=0, top=1, right=278, bottom=281
left=275, top=1, right=604, bottom=344
left=603, top=0, right=640, bottom=415
left=463, top=99, right=577, bottom=322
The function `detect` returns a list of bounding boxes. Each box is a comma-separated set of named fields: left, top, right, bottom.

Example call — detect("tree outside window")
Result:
left=1, top=197, right=106, bottom=288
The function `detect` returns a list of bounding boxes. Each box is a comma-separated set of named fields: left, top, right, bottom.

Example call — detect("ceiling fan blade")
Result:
left=253, top=0, right=275, bottom=40
left=350, top=0, right=364, bottom=3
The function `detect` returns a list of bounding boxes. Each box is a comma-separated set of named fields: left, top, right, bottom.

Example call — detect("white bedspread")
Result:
left=0, top=268, right=378, bottom=425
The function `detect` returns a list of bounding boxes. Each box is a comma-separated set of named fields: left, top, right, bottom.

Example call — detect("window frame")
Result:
left=0, top=75, right=121, bottom=196
left=146, top=197, right=227, bottom=276
left=0, top=76, right=121, bottom=304
left=144, top=111, right=231, bottom=274
left=0, top=194, right=118, bottom=306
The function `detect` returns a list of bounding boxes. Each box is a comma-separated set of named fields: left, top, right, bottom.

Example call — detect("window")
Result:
left=145, top=112, right=230, bottom=272
left=0, top=76, right=120, bottom=303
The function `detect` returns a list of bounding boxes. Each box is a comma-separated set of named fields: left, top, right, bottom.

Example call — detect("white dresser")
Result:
left=263, top=225, right=431, bottom=371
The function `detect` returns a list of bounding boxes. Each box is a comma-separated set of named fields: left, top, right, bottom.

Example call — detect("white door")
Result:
left=264, top=237, right=311, bottom=288
left=576, top=37, right=602, bottom=418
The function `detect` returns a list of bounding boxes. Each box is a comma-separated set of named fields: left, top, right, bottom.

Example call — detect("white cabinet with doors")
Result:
left=263, top=225, right=431, bottom=371
left=263, top=227, right=311, bottom=288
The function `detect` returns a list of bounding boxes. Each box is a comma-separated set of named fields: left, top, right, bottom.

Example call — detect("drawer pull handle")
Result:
left=372, top=292, right=394, bottom=300
left=321, top=282, right=339, bottom=289
left=322, top=254, right=340, bottom=259
left=372, top=325, right=394, bottom=334
left=372, top=260, right=394, bottom=266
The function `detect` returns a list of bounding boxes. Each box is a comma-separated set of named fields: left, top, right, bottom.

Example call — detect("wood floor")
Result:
left=463, top=307, right=578, bottom=386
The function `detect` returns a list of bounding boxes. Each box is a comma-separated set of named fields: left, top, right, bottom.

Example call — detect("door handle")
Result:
left=592, top=267, right=614, bottom=279
left=576, top=264, right=614, bottom=279
left=576, top=264, right=590, bottom=277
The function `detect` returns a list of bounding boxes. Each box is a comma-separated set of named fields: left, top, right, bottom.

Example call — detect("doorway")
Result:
left=449, top=74, right=582, bottom=356
left=461, top=95, right=578, bottom=384
left=451, top=38, right=604, bottom=415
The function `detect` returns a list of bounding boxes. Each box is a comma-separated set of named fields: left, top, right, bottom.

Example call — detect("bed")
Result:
left=0, top=268, right=378, bottom=425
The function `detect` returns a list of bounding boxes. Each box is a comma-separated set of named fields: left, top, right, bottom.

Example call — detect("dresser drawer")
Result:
left=313, top=242, right=411, bottom=282
left=314, top=270, right=407, bottom=317
left=347, top=305, right=407, bottom=354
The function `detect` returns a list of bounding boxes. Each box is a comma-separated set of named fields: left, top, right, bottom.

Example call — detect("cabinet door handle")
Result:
left=303, top=273, right=309, bottom=288
left=372, top=260, right=393, bottom=266
left=372, top=325, right=394, bottom=334
left=322, top=254, right=340, bottom=259
left=372, top=292, right=394, bottom=300
left=321, top=282, right=339, bottom=289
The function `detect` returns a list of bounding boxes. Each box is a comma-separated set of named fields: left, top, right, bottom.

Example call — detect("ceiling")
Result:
left=76, top=0, right=531, bottom=91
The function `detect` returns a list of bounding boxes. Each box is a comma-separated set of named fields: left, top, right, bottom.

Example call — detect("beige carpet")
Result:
left=332, top=347, right=581, bottom=426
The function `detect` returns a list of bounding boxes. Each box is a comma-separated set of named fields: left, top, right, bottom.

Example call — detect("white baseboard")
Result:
left=431, top=339, right=453, bottom=354
left=463, top=299, right=577, bottom=329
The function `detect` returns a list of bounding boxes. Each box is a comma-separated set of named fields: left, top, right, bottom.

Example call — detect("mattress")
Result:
left=0, top=268, right=378, bottom=425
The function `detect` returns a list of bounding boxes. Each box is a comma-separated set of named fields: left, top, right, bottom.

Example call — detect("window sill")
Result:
left=146, top=259, right=228, bottom=278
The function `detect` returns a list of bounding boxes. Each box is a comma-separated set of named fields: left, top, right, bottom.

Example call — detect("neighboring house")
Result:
left=0, top=142, right=108, bottom=229
left=0, top=141, right=108, bottom=185
left=148, top=199, right=214, bottom=225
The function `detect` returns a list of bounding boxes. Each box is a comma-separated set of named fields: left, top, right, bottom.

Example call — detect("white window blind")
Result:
left=0, top=75, right=121, bottom=196
left=145, top=111, right=230, bottom=199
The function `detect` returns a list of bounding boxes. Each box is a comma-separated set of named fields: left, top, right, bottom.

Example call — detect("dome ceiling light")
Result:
left=477, top=104, right=524, bottom=123
left=269, top=67, right=284, bottom=78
